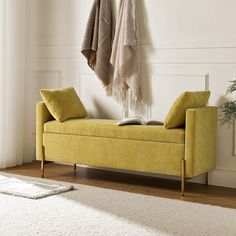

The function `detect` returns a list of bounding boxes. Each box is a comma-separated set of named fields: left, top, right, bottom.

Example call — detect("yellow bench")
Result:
left=36, top=101, right=217, bottom=196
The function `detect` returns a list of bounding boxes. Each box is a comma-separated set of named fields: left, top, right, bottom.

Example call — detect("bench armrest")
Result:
left=185, top=106, right=217, bottom=177
left=36, top=101, right=54, bottom=160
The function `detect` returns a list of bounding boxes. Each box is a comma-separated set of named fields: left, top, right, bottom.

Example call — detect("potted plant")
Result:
left=221, top=80, right=236, bottom=125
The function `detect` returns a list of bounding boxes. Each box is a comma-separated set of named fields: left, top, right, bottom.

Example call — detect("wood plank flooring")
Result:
left=1, top=161, right=236, bottom=209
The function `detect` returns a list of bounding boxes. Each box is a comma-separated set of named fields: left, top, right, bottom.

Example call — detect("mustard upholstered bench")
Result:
left=36, top=101, right=217, bottom=196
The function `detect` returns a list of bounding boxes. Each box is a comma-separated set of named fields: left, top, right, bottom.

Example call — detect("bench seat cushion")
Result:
left=44, top=119, right=185, bottom=144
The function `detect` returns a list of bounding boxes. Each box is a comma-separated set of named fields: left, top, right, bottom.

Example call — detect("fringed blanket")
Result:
left=110, top=0, right=141, bottom=109
left=81, top=0, right=114, bottom=90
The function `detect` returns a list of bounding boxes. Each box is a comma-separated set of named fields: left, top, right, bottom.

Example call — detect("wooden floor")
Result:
left=2, top=161, right=236, bottom=209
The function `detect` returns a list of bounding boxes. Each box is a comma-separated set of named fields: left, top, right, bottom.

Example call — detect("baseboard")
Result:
left=210, top=168, right=236, bottom=189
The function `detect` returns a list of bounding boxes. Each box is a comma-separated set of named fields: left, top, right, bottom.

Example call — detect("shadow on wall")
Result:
left=89, top=98, right=120, bottom=120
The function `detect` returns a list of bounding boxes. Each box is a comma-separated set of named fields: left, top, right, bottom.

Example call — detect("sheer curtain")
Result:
left=0, top=0, right=27, bottom=168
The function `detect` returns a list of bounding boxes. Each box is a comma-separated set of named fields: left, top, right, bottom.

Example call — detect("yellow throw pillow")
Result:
left=164, top=91, right=210, bottom=129
left=40, top=87, right=87, bottom=122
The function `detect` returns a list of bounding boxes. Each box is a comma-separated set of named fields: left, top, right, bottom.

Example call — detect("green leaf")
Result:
left=220, top=101, right=236, bottom=125
left=226, top=80, right=236, bottom=95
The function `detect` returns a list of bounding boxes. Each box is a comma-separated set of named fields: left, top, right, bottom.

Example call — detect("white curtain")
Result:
left=0, top=0, right=27, bottom=168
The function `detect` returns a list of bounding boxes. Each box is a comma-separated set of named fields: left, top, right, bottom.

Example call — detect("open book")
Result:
left=117, top=117, right=163, bottom=126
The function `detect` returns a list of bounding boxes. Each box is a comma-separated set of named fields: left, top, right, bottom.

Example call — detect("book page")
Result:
left=117, top=117, right=144, bottom=126
left=145, top=120, right=163, bottom=126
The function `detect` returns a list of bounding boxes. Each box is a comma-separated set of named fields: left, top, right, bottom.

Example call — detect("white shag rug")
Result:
left=0, top=173, right=236, bottom=236
left=0, top=174, right=73, bottom=199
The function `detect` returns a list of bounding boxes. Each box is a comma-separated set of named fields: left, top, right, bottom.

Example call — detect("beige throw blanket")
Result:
left=81, top=0, right=114, bottom=89
left=110, top=0, right=141, bottom=108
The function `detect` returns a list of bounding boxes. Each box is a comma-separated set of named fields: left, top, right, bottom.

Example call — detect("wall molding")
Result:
left=31, top=69, right=62, bottom=137
left=33, top=42, right=236, bottom=49
left=32, top=69, right=63, bottom=82
left=141, top=42, right=236, bottom=50
left=211, top=168, right=236, bottom=188
left=216, top=167, right=236, bottom=173
left=33, top=58, right=236, bottom=65
left=140, top=61, right=236, bottom=65
left=77, top=72, right=95, bottom=96
left=148, top=73, right=210, bottom=78
left=32, top=44, right=236, bottom=65
left=149, top=73, right=208, bottom=119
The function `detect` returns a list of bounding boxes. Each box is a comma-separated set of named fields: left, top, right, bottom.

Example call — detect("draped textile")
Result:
left=0, top=0, right=27, bottom=168
left=110, top=0, right=141, bottom=109
left=81, top=0, right=114, bottom=90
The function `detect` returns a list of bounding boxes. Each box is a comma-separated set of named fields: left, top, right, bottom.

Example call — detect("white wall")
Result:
left=30, top=0, right=236, bottom=188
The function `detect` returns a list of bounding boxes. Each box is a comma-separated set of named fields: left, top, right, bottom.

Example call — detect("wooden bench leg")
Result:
left=181, top=159, right=185, bottom=196
left=205, top=172, right=208, bottom=186
left=41, top=146, right=45, bottom=178
left=73, top=164, right=76, bottom=175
